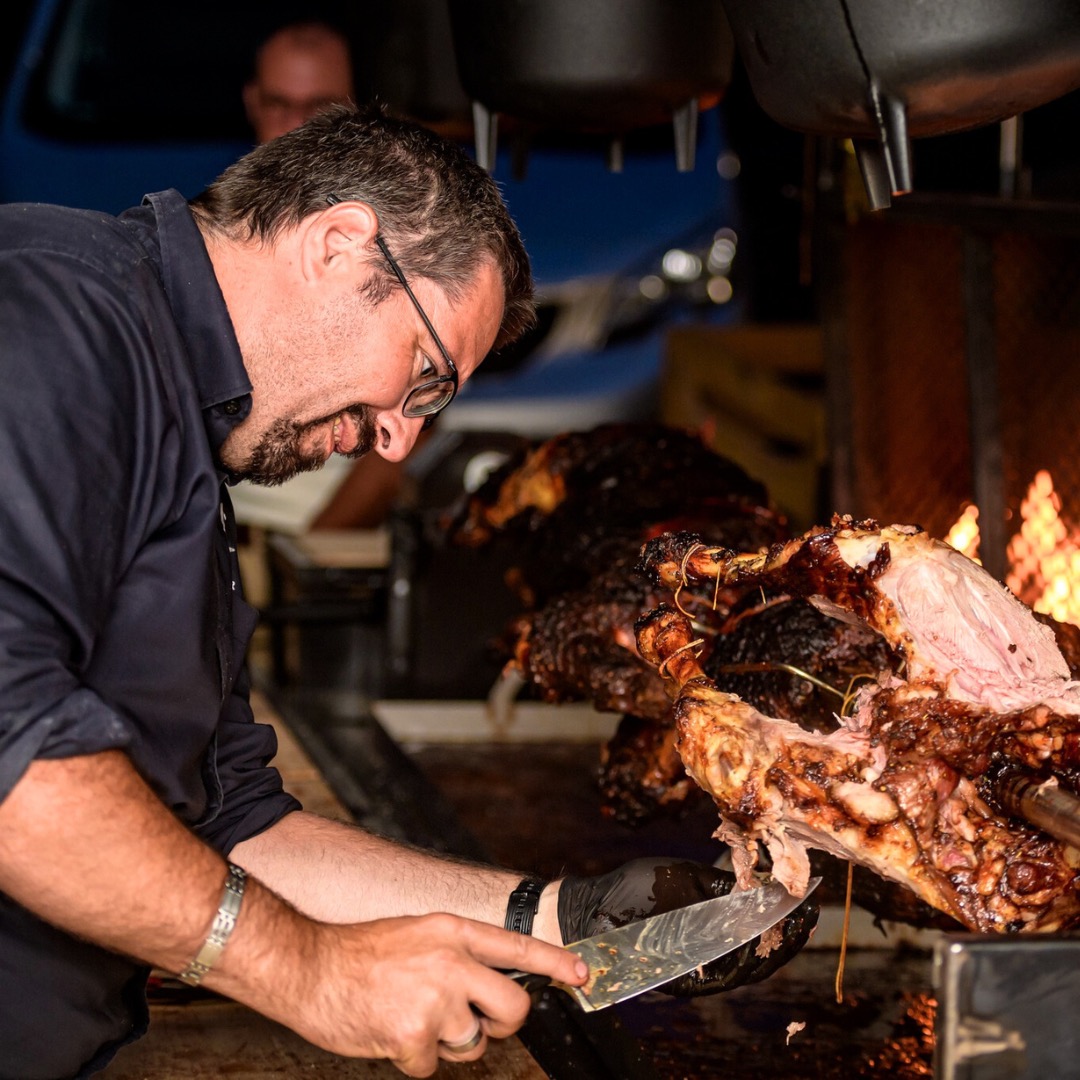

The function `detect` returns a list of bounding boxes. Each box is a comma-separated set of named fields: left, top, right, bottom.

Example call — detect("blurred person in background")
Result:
left=244, top=20, right=355, bottom=145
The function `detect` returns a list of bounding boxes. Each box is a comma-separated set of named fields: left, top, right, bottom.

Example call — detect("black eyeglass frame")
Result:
left=325, top=194, right=459, bottom=425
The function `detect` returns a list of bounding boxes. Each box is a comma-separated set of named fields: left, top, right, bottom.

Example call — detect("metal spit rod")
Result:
left=999, top=772, right=1080, bottom=850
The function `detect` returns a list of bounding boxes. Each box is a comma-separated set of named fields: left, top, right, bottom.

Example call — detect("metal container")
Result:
left=446, top=0, right=734, bottom=169
left=934, top=933, right=1080, bottom=1078
left=721, top=0, right=1080, bottom=206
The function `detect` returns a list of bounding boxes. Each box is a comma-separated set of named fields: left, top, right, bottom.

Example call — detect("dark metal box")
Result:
left=934, top=934, right=1080, bottom=1078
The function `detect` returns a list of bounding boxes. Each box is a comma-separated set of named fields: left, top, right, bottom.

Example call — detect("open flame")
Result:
left=944, top=503, right=981, bottom=564
left=944, top=470, right=1080, bottom=625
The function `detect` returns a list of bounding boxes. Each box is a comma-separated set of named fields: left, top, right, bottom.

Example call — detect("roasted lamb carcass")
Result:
left=636, top=516, right=1080, bottom=933
left=509, top=558, right=675, bottom=720
left=509, top=543, right=771, bottom=721
left=503, top=555, right=705, bottom=823
left=597, top=592, right=898, bottom=826
left=597, top=711, right=702, bottom=823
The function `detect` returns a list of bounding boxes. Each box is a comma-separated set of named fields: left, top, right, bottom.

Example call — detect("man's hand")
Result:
left=556, top=857, right=818, bottom=996
left=0, top=753, right=584, bottom=1078
left=223, top=908, right=587, bottom=1079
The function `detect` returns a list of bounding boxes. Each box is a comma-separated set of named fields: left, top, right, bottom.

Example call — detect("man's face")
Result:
left=244, top=29, right=354, bottom=145
left=222, top=259, right=504, bottom=486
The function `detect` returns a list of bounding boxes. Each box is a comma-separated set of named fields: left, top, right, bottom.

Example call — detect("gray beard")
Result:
left=240, top=406, right=378, bottom=486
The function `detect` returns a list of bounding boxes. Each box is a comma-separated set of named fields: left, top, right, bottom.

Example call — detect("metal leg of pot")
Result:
left=606, top=136, right=624, bottom=174
left=473, top=101, right=498, bottom=172
left=853, top=138, right=893, bottom=210
left=872, top=85, right=912, bottom=196
left=672, top=98, right=698, bottom=173
left=853, top=87, right=912, bottom=210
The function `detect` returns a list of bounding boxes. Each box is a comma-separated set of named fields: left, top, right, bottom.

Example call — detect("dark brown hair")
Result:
left=191, top=103, right=534, bottom=349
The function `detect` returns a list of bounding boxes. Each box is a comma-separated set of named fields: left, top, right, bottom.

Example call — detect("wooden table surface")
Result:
left=101, top=691, right=547, bottom=1079
left=101, top=1000, right=546, bottom=1079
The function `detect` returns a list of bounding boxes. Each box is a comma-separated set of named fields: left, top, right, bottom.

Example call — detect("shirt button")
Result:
left=223, top=399, right=242, bottom=416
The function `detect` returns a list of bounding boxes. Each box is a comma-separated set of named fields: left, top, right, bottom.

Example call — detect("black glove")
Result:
left=557, top=857, right=818, bottom=996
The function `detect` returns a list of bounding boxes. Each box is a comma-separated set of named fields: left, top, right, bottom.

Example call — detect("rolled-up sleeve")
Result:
left=198, top=665, right=302, bottom=852
left=0, top=247, right=147, bottom=802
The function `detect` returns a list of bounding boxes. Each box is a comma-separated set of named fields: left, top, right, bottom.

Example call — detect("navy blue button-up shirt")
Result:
left=0, top=189, right=301, bottom=1078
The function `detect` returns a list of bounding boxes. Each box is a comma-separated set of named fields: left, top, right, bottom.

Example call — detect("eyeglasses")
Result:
left=326, top=194, right=458, bottom=427
left=375, top=235, right=458, bottom=424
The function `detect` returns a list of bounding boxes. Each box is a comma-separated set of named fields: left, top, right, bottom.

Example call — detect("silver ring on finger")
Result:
left=440, top=1026, right=483, bottom=1054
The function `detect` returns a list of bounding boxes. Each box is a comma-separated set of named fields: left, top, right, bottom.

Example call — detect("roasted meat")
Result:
left=511, top=559, right=674, bottom=720
left=457, top=419, right=786, bottom=715
left=509, top=542, right=765, bottom=720
left=706, top=596, right=895, bottom=736
left=598, top=712, right=703, bottom=826
left=636, top=516, right=1080, bottom=933
left=597, top=596, right=897, bottom=826
left=449, top=423, right=792, bottom=825
left=448, top=422, right=786, bottom=607
left=450, top=422, right=774, bottom=545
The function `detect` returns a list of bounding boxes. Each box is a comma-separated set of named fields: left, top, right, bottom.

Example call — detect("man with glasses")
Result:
left=0, top=104, right=816, bottom=1078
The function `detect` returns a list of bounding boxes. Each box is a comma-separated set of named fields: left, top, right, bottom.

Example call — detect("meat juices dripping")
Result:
left=636, top=515, right=1080, bottom=934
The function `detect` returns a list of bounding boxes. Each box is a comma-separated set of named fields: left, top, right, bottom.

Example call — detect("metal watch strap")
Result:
left=177, top=863, right=247, bottom=986
left=504, top=878, right=545, bottom=936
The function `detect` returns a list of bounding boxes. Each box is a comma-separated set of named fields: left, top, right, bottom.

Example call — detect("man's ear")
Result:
left=304, top=199, right=380, bottom=282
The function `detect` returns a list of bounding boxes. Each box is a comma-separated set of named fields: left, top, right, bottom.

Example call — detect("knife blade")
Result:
left=512, top=876, right=820, bottom=1012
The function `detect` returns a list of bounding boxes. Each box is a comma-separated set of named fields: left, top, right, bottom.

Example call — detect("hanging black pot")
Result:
left=447, top=0, right=734, bottom=171
left=720, top=0, right=1080, bottom=207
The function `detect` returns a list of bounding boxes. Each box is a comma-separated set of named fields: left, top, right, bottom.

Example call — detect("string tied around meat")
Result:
left=657, top=637, right=706, bottom=680
left=672, top=542, right=708, bottom=619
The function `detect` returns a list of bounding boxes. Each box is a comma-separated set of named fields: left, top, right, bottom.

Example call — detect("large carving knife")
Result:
left=511, top=876, right=821, bottom=1012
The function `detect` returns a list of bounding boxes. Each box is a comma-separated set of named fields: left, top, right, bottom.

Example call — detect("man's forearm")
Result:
left=230, top=810, right=564, bottom=942
left=0, top=749, right=584, bottom=1062
left=0, top=749, right=310, bottom=989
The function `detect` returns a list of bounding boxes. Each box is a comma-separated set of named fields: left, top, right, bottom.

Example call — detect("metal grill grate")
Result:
left=834, top=202, right=1080, bottom=573
left=840, top=217, right=971, bottom=540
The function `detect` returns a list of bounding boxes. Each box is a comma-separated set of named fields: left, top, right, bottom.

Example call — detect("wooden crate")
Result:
left=661, top=323, right=827, bottom=528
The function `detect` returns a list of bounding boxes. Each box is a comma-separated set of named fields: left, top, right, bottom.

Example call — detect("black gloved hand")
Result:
left=557, top=857, right=818, bottom=996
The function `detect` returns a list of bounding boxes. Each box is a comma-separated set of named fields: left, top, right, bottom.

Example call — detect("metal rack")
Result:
left=823, top=192, right=1080, bottom=581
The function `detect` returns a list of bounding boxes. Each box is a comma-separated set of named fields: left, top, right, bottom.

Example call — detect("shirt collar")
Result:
left=119, top=190, right=252, bottom=471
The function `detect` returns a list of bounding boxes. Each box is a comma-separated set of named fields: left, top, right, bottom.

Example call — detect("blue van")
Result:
left=0, top=0, right=739, bottom=430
